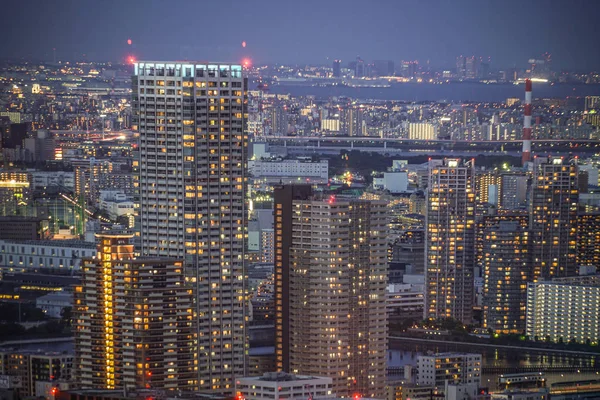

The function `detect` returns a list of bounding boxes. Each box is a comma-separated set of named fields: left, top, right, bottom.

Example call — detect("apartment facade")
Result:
left=73, top=233, right=196, bottom=390
left=530, top=156, right=579, bottom=280
left=425, top=159, right=476, bottom=323
left=132, top=61, right=247, bottom=391
left=526, top=276, right=600, bottom=344
left=417, top=353, right=482, bottom=388
left=274, top=185, right=388, bottom=398
left=482, top=220, right=531, bottom=334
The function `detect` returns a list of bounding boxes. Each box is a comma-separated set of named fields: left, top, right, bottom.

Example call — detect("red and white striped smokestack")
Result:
left=522, top=79, right=532, bottom=165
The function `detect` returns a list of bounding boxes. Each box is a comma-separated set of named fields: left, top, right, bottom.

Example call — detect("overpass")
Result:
left=256, top=136, right=600, bottom=155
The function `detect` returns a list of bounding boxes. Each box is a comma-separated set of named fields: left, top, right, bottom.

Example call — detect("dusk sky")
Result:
left=2, top=0, right=599, bottom=70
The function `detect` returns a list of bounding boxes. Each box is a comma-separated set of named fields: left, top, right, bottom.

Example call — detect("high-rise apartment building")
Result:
left=577, top=213, right=600, bottom=269
left=73, top=233, right=196, bottom=390
left=530, top=156, right=578, bottom=280
left=340, top=106, right=365, bottom=137
left=132, top=62, right=247, bottom=391
left=482, top=220, right=531, bottom=334
left=425, top=159, right=476, bottom=324
left=273, top=185, right=388, bottom=398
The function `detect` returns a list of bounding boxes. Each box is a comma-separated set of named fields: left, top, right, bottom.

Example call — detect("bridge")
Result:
left=255, top=136, right=600, bottom=155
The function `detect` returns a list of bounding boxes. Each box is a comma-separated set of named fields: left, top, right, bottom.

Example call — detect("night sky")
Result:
left=2, top=0, right=599, bottom=70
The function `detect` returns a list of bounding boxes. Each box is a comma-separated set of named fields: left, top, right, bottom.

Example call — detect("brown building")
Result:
left=73, top=233, right=196, bottom=391
left=274, top=185, right=388, bottom=398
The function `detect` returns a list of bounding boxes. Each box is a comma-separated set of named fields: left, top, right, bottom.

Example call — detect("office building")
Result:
left=526, top=275, right=600, bottom=344
left=390, top=229, right=425, bottom=276
left=73, top=233, right=196, bottom=390
left=530, top=157, right=578, bottom=280
left=0, top=350, right=73, bottom=398
left=482, top=220, right=531, bottom=334
left=425, top=159, right=476, bottom=323
left=416, top=353, right=482, bottom=388
left=0, top=216, right=49, bottom=240
left=372, top=60, right=394, bottom=77
left=332, top=60, right=341, bottom=78
left=400, top=61, right=418, bottom=79
left=577, top=213, right=600, bottom=269
left=235, top=372, right=333, bottom=400
left=133, top=61, right=247, bottom=391
left=273, top=185, right=388, bottom=398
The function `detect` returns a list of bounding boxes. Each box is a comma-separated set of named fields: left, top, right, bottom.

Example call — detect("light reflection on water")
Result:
left=389, top=341, right=600, bottom=390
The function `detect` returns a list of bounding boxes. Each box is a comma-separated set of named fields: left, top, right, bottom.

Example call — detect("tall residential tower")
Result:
left=132, top=62, right=247, bottom=391
left=530, top=156, right=578, bottom=280
left=273, top=186, right=388, bottom=398
left=425, top=159, right=476, bottom=324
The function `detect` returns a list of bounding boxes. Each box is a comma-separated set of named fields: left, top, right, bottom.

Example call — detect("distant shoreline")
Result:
left=255, top=81, right=600, bottom=102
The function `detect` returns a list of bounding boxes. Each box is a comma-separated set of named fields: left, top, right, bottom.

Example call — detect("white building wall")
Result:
left=0, top=240, right=96, bottom=272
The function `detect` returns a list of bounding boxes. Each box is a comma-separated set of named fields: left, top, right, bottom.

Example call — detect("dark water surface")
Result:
left=264, top=82, right=600, bottom=103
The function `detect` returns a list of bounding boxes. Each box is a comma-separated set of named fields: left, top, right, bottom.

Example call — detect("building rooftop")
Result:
left=240, top=372, right=327, bottom=382
left=547, top=274, right=600, bottom=287
left=0, top=239, right=95, bottom=249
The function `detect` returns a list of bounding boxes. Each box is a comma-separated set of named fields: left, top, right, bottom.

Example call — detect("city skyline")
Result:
left=1, top=0, right=600, bottom=71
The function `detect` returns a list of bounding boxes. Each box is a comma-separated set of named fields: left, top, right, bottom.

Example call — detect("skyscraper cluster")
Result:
left=424, top=155, right=583, bottom=336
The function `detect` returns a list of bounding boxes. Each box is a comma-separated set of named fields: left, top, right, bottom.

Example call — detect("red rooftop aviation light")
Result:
left=242, top=58, right=251, bottom=68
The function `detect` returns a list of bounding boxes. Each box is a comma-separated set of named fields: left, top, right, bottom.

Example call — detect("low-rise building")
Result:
left=236, top=372, right=333, bottom=400
left=417, top=353, right=482, bottom=389
left=29, top=171, right=75, bottom=190
left=249, top=158, right=328, bottom=180
left=491, top=390, right=548, bottom=400
left=387, top=283, right=424, bottom=322
left=373, top=172, right=409, bottom=194
left=0, top=350, right=73, bottom=398
left=36, top=291, right=72, bottom=318
left=0, top=239, right=96, bottom=274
